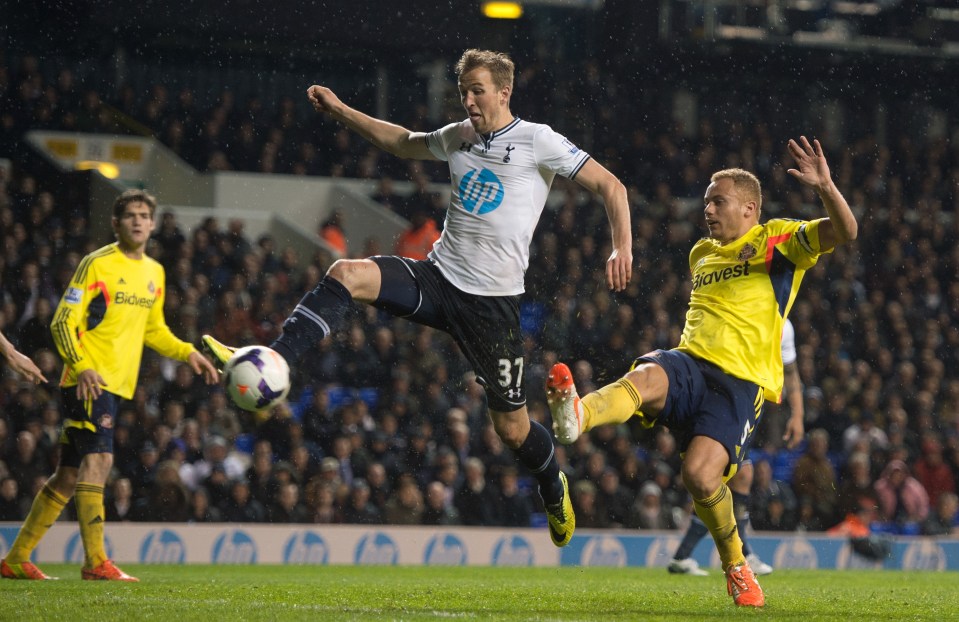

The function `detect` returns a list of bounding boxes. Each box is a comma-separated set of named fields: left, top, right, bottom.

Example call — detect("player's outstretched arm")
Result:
left=188, top=350, right=219, bottom=384
left=307, top=85, right=436, bottom=161
left=0, top=332, right=47, bottom=384
left=571, top=159, right=633, bottom=292
left=786, top=136, right=858, bottom=250
left=781, top=361, right=805, bottom=449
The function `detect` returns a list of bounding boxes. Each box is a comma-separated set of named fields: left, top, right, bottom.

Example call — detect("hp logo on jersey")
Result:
left=459, top=168, right=504, bottom=215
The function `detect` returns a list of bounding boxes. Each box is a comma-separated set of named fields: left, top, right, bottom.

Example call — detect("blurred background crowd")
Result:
left=2, top=0, right=959, bottom=540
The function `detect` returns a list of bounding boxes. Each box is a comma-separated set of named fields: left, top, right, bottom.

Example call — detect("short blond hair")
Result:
left=711, top=168, right=762, bottom=215
left=455, top=49, right=514, bottom=91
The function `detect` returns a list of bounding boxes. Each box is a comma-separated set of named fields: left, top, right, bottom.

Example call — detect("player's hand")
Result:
left=76, top=368, right=107, bottom=401
left=786, top=136, right=831, bottom=191
left=307, top=85, right=344, bottom=116
left=605, top=247, right=633, bottom=292
left=188, top=351, right=220, bottom=384
left=4, top=349, right=47, bottom=384
left=782, top=415, right=805, bottom=450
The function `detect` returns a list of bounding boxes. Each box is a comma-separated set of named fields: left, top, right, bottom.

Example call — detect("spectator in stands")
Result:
left=836, top=451, right=876, bottom=520
left=496, top=466, right=532, bottom=527
left=104, top=477, right=134, bottom=522
left=911, top=432, right=955, bottom=508
left=188, top=486, right=223, bottom=523
left=340, top=479, right=382, bottom=525
left=874, top=459, right=930, bottom=534
left=131, top=460, right=190, bottom=522
left=0, top=476, right=29, bottom=520
left=629, top=481, right=674, bottom=530
left=792, top=429, right=839, bottom=529
left=421, top=481, right=459, bottom=526
left=383, top=473, right=425, bottom=525
left=318, top=210, right=347, bottom=256
left=222, top=479, right=266, bottom=523
left=596, top=467, right=633, bottom=528
left=922, top=492, right=959, bottom=536
left=750, top=460, right=798, bottom=531
left=267, top=481, right=310, bottom=523
left=571, top=480, right=606, bottom=528
left=454, top=457, right=499, bottom=526
left=394, top=209, right=440, bottom=261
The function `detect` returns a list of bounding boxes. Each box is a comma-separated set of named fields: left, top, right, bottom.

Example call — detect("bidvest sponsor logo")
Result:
left=66, top=532, right=114, bottom=563
left=211, top=529, right=257, bottom=564
left=283, top=531, right=329, bottom=565
left=354, top=532, right=398, bottom=565
left=140, top=529, right=186, bottom=564
left=114, top=291, right=157, bottom=308
left=423, top=533, right=467, bottom=566
left=491, top=535, right=533, bottom=566
left=580, top=536, right=627, bottom=567
left=692, top=262, right=749, bottom=291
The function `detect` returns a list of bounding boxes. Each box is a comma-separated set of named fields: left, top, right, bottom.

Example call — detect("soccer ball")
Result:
left=222, top=345, right=291, bottom=411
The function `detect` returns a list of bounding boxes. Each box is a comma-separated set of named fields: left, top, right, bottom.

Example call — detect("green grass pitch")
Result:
left=3, top=565, right=958, bottom=621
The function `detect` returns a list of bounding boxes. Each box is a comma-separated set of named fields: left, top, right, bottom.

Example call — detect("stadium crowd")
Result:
left=1, top=51, right=958, bottom=538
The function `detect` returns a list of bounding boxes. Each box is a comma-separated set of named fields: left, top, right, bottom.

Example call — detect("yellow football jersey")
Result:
left=676, top=218, right=828, bottom=402
left=52, top=243, right=196, bottom=401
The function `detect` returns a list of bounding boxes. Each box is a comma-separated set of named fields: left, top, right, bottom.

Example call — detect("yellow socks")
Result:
left=75, top=482, right=107, bottom=568
left=5, top=484, right=68, bottom=563
left=693, top=483, right=746, bottom=570
left=581, top=378, right=643, bottom=430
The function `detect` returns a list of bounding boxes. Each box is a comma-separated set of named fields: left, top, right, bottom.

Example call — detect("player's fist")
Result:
left=306, top=85, right=343, bottom=115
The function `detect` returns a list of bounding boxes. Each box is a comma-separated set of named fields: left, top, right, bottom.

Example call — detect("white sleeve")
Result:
left=781, top=318, right=797, bottom=366
left=424, top=121, right=462, bottom=162
left=532, top=125, right=591, bottom=179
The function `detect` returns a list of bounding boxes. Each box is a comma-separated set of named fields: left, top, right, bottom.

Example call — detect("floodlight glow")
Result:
left=482, top=2, right=523, bottom=19
left=75, top=160, right=120, bottom=179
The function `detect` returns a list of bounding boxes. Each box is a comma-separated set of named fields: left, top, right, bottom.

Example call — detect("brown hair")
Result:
left=112, top=189, right=157, bottom=219
left=711, top=168, right=762, bottom=215
left=455, top=49, right=515, bottom=91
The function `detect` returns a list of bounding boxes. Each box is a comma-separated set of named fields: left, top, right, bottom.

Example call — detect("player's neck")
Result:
left=484, top=111, right=515, bottom=136
left=117, top=242, right=147, bottom=259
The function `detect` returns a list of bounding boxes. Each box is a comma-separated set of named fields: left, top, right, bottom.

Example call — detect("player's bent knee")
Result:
left=489, top=411, right=528, bottom=449
left=682, top=462, right=723, bottom=500
left=327, top=258, right=380, bottom=300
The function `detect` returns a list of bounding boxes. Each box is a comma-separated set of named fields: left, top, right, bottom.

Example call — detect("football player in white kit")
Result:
left=203, top=49, right=632, bottom=546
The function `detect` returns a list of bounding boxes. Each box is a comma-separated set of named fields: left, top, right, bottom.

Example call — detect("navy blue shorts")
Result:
left=633, top=349, right=765, bottom=478
left=370, top=256, right=524, bottom=413
left=58, top=388, right=119, bottom=468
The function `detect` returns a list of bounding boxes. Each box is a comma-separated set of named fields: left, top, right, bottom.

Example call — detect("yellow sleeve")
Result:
left=143, top=267, right=195, bottom=362
left=50, top=256, right=97, bottom=376
left=777, top=218, right=830, bottom=269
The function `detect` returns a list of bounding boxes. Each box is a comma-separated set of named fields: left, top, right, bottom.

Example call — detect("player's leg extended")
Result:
left=547, top=361, right=667, bottom=444
left=728, top=462, right=773, bottom=575
left=490, top=406, right=573, bottom=547
left=668, top=514, right=711, bottom=575
left=202, top=258, right=381, bottom=368
left=75, top=451, right=137, bottom=581
left=682, top=436, right=745, bottom=570
left=1, top=466, right=75, bottom=580
left=683, top=435, right=764, bottom=607
left=75, top=452, right=112, bottom=569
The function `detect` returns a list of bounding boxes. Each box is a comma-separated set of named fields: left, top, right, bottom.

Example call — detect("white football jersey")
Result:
left=425, top=117, right=591, bottom=296
left=781, top=317, right=797, bottom=366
